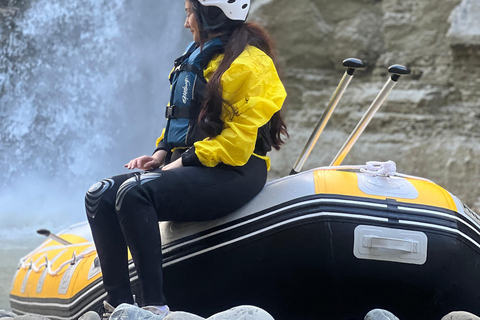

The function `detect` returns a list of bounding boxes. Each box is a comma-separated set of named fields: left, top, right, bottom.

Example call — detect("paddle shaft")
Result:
left=37, top=228, right=72, bottom=245
left=290, top=58, right=366, bottom=175
left=330, top=70, right=407, bottom=167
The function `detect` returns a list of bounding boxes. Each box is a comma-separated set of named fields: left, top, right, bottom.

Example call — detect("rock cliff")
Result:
left=252, top=0, right=480, bottom=211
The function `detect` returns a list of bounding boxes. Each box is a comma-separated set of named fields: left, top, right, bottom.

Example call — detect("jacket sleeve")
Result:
left=185, top=47, right=286, bottom=168
left=154, top=128, right=169, bottom=154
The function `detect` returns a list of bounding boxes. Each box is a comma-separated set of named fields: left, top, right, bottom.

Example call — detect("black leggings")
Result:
left=85, top=156, right=267, bottom=307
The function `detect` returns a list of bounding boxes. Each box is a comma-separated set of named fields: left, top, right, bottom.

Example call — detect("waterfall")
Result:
left=0, top=0, right=189, bottom=233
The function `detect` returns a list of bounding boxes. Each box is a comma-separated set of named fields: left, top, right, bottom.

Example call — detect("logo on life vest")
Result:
left=182, top=75, right=191, bottom=104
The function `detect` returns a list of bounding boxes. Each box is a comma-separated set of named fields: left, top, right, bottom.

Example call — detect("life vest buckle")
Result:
left=165, top=105, right=175, bottom=119
left=165, top=105, right=193, bottom=119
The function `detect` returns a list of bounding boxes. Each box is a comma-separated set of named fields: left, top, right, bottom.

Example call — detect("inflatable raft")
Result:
left=9, top=61, right=480, bottom=319
left=9, top=163, right=480, bottom=319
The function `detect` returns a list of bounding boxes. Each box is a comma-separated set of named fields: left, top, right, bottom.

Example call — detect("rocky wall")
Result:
left=251, top=0, right=480, bottom=212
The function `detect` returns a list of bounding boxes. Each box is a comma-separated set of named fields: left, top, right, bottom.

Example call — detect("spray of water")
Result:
left=0, top=0, right=190, bottom=235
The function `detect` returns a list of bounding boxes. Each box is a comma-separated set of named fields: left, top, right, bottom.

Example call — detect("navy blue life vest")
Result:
left=164, top=38, right=224, bottom=149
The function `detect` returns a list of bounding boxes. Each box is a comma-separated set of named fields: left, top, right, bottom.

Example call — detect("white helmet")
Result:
left=198, top=0, right=250, bottom=21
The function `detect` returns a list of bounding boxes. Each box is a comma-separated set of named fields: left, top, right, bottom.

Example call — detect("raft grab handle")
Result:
left=362, top=235, right=419, bottom=253
left=353, top=225, right=427, bottom=265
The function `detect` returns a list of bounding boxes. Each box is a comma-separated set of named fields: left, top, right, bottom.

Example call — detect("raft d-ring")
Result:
left=70, top=252, right=77, bottom=266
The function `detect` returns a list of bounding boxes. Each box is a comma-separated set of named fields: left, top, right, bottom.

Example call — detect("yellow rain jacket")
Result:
left=156, top=45, right=286, bottom=170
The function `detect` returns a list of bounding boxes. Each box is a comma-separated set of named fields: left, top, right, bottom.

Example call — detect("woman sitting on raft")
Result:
left=85, top=0, right=287, bottom=318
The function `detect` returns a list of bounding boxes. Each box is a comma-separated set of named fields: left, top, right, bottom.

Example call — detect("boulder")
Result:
left=364, top=309, right=399, bottom=320
left=0, top=310, right=16, bottom=319
left=442, top=311, right=480, bottom=320
left=447, top=0, right=480, bottom=47
left=107, top=305, right=275, bottom=320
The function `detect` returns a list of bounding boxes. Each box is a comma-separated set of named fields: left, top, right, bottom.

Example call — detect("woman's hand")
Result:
left=162, top=157, right=184, bottom=171
left=125, top=150, right=167, bottom=170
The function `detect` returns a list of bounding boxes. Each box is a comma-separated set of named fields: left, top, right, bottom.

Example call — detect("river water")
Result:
left=0, top=0, right=188, bottom=309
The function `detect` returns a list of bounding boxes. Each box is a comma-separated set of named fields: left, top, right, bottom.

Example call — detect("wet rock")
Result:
left=107, top=304, right=274, bottom=320
left=364, top=309, right=399, bottom=320
left=0, top=310, right=53, bottom=320
left=164, top=312, right=205, bottom=320
left=442, top=311, right=480, bottom=320
left=110, top=305, right=162, bottom=320
left=205, top=306, right=274, bottom=320
left=12, top=315, right=52, bottom=320
left=78, top=311, right=101, bottom=320
left=164, top=306, right=276, bottom=320
left=0, top=310, right=16, bottom=318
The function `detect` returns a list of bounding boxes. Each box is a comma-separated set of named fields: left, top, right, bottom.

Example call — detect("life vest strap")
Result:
left=177, top=64, right=204, bottom=77
left=169, top=64, right=204, bottom=84
left=165, top=105, right=196, bottom=119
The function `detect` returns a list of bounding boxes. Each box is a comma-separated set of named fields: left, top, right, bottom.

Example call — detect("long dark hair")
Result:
left=189, top=0, right=288, bottom=150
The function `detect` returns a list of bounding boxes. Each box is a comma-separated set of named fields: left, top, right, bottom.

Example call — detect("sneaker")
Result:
left=101, top=301, right=116, bottom=320
left=142, top=305, right=170, bottom=318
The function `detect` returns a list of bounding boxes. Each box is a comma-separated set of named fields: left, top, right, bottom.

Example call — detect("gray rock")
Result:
left=107, top=304, right=274, bottom=320
left=447, top=0, right=480, bottom=46
left=0, top=310, right=16, bottom=318
left=164, top=306, right=276, bottom=320
left=110, top=305, right=158, bottom=320
left=109, top=305, right=201, bottom=320
left=364, top=309, right=399, bottom=320
left=206, top=306, right=274, bottom=320
left=14, top=315, right=52, bottom=320
left=78, top=311, right=101, bottom=320
left=164, top=312, right=205, bottom=320
left=442, top=311, right=480, bottom=320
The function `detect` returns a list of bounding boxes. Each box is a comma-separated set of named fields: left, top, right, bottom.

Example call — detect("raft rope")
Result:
left=20, top=246, right=96, bottom=276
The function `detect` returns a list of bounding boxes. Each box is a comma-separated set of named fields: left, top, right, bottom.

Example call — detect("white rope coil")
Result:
left=360, top=160, right=397, bottom=176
